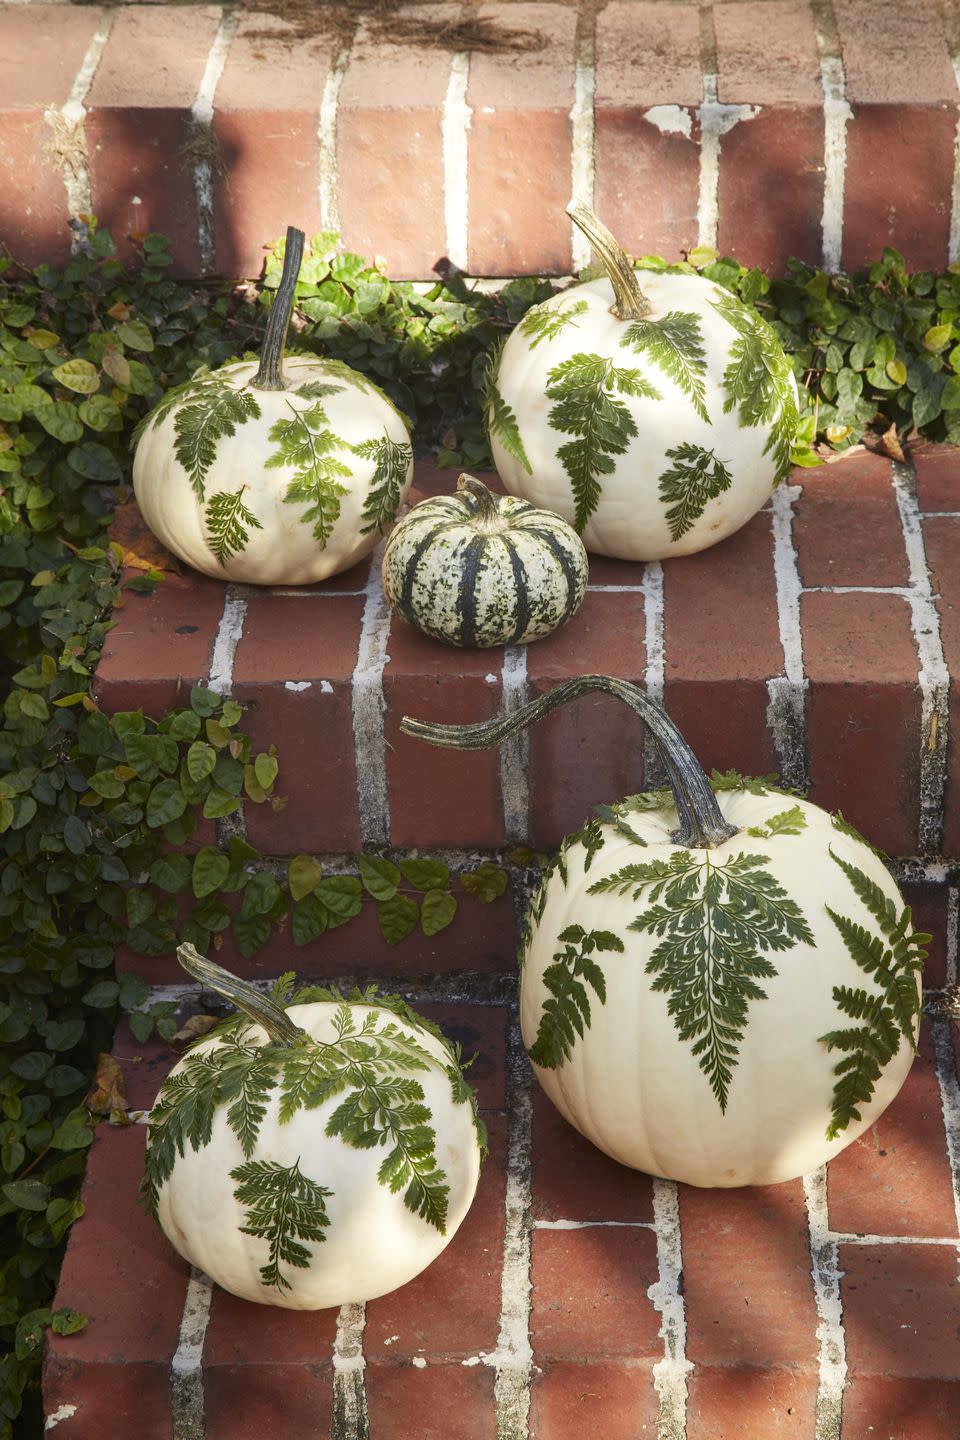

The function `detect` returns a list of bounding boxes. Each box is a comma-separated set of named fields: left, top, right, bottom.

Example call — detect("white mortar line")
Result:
left=332, top=1302, right=369, bottom=1440
left=207, top=586, right=247, bottom=698
left=170, top=1267, right=214, bottom=1440
left=696, top=73, right=758, bottom=250
left=319, top=41, right=353, bottom=232
left=947, top=887, right=958, bottom=987
left=534, top=1218, right=656, bottom=1230
left=828, top=1231, right=960, bottom=1247
left=45, top=1405, right=78, bottom=1430
left=641, top=560, right=665, bottom=786
left=803, top=1166, right=847, bottom=1440
left=443, top=52, right=471, bottom=272
left=892, top=461, right=951, bottom=858
left=802, top=583, right=912, bottom=597
left=190, top=7, right=237, bottom=273
left=586, top=583, right=646, bottom=593
left=569, top=13, right=597, bottom=272
left=919, top=509, right=960, bottom=520
left=812, top=1, right=852, bottom=273
left=941, top=1, right=960, bottom=263
left=352, top=540, right=392, bottom=847
left=500, top=647, right=530, bottom=844
left=490, top=1020, right=534, bottom=1440
left=46, top=8, right=113, bottom=231
left=932, top=1021, right=960, bottom=1239
left=648, top=1176, right=693, bottom=1436
left=767, top=482, right=809, bottom=793
left=890, top=857, right=959, bottom=886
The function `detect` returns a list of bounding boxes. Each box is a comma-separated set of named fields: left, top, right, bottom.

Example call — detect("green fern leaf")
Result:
left=621, top=311, right=710, bottom=422
left=519, top=298, right=589, bottom=350
left=231, top=1157, right=333, bottom=1292
left=819, top=850, right=926, bottom=1138
left=657, top=442, right=733, bottom=541
left=591, top=851, right=812, bottom=1110
left=172, top=383, right=261, bottom=501
left=487, top=382, right=533, bottom=474
left=204, top=486, right=263, bottom=566
left=353, top=432, right=413, bottom=535
left=527, top=924, right=624, bottom=1069
left=546, top=353, right=660, bottom=532
left=267, top=399, right=352, bottom=547
left=711, top=291, right=794, bottom=431
left=747, top=805, right=807, bottom=839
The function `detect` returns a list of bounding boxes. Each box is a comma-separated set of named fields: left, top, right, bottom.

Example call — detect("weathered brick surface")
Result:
left=527, top=589, right=646, bottom=849
left=680, top=1180, right=820, bottom=1370
left=531, top=1090, right=656, bottom=1225
left=793, top=451, right=909, bottom=589
left=826, top=1023, right=958, bottom=1240
left=716, top=108, right=824, bottom=273
left=687, top=1368, right=819, bottom=1438
left=924, top=510, right=960, bottom=858
left=530, top=1225, right=661, bottom=1358
left=663, top=506, right=783, bottom=782
left=840, top=1241, right=960, bottom=1379
left=466, top=4, right=578, bottom=276
left=212, top=14, right=329, bottom=278
left=839, top=1377, right=960, bottom=1440
left=365, top=1363, right=497, bottom=1440
left=530, top=1359, right=660, bottom=1437
left=802, top=590, right=921, bottom=857
left=204, top=1364, right=335, bottom=1440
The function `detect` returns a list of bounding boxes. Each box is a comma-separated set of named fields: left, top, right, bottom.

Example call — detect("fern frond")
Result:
left=204, top=486, right=263, bottom=566
left=527, top=926, right=622, bottom=1069
left=173, top=383, right=261, bottom=501
left=353, top=432, right=413, bottom=534
left=621, top=310, right=710, bottom=422
left=656, top=442, right=733, bottom=541
left=231, top=1158, right=332, bottom=1292
left=519, top=298, right=589, bottom=350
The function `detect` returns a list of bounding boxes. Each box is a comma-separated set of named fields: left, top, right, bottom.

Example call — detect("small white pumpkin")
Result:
left=133, top=227, right=413, bottom=585
left=144, top=947, right=485, bottom=1308
left=486, top=206, right=799, bottom=561
left=402, top=677, right=928, bottom=1189
left=381, top=473, right=588, bottom=648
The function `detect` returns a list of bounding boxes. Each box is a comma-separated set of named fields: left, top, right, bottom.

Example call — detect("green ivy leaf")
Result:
left=288, top=854, right=323, bottom=901
left=359, top=854, right=401, bottom=900
left=460, top=863, right=508, bottom=904
left=399, top=858, right=450, bottom=892
left=146, top=779, right=187, bottom=828
left=193, top=847, right=230, bottom=898
left=50, top=359, right=100, bottom=395
left=186, top=741, right=217, bottom=783
left=376, top=893, right=419, bottom=944
left=421, top=889, right=456, bottom=936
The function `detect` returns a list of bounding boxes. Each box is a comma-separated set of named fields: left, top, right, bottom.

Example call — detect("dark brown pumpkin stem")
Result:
left=176, top=943, right=308, bottom=1047
left=401, top=675, right=737, bottom=850
left=457, top=474, right=503, bottom=529
left=251, top=225, right=306, bottom=392
left=568, top=203, right=652, bottom=322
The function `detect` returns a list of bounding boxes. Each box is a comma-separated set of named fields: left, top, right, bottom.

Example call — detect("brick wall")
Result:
left=3, top=0, right=959, bottom=278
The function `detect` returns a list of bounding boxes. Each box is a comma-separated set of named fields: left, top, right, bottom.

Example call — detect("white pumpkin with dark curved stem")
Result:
left=133, top=227, right=413, bottom=585
left=382, top=473, right=588, bottom=648
left=401, top=677, right=928, bottom=1188
left=144, top=947, right=485, bottom=1308
left=486, top=206, right=799, bottom=561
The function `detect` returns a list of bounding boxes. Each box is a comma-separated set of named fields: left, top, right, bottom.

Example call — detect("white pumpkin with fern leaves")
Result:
left=133, top=227, right=413, bottom=585
left=144, top=947, right=485, bottom=1308
left=486, top=206, right=800, bottom=561
left=402, top=677, right=927, bottom=1188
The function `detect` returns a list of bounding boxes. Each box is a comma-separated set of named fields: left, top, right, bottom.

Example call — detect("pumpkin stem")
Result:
left=251, top=225, right=306, bottom=392
left=457, top=474, right=505, bottom=531
left=176, top=943, right=308, bottom=1047
left=401, top=674, right=738, bottom=850
left=568, top=203, right=652, bottom=322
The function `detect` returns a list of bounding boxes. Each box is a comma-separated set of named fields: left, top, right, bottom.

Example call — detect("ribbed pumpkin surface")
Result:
left=382, top=487, right=587, bottom=648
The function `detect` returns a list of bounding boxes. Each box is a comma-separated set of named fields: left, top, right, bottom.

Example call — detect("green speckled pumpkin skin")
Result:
left=381, top=480, right=588, bottom=648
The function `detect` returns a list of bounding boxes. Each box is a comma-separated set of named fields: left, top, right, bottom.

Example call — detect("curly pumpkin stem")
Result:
left=568, top=203, right=652, bottom=322
left=176, top=943, right=308, bottom=1047
left=401, top=674, right=738, bottom=850
left=251, top=225, right=306, bottom=393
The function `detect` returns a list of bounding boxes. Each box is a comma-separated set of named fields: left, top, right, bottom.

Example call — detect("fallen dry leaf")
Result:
left=879, top=422, right=905, bottom=462
left=171, top=1014, right=221, bottom=1045
left=84, top=1053, right=128, bottom=1116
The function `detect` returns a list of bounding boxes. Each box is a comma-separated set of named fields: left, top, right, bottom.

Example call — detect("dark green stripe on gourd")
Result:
left=381, top=475, right=588, bottom=649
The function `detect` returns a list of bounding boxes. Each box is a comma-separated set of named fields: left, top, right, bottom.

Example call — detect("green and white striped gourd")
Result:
left=381, top=474, right=588, bottom=648
left=144, top=946, right=485, bottom=1308
left=133, top=227, right=413, bottom=585
left=402, top=678, right=928, bottom=1189
left=486, top=206, right=800, bottom=561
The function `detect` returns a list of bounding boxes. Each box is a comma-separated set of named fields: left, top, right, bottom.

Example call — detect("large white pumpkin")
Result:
left=145, top=948, right=484, bottom=1308
left=402, top=676, right=927, bottom=1189
left=486, top=206, right=799, bottom=561
left=133, top=227, right=413, bottom=585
